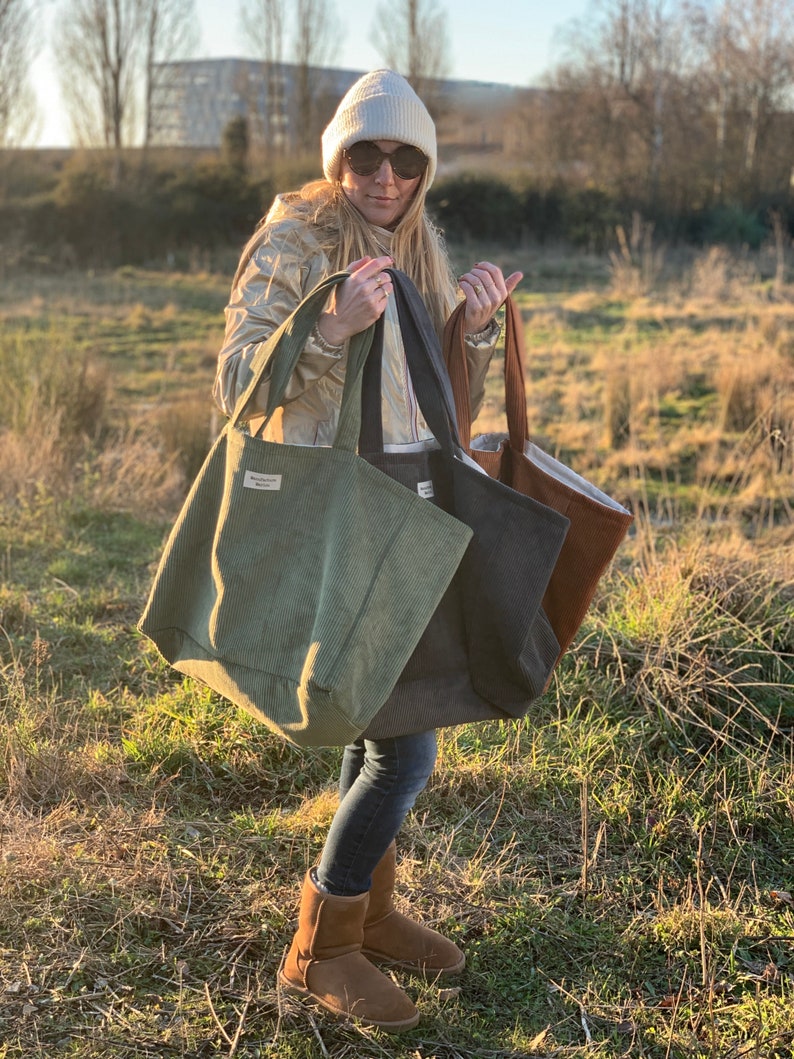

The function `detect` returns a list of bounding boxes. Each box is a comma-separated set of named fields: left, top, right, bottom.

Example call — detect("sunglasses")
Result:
left=343, top=141, right=428, bottom=181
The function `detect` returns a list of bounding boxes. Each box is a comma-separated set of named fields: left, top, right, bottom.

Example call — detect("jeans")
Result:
left=314, top=729, right=438, bottom=896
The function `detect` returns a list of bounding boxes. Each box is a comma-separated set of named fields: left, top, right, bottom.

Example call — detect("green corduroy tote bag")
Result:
left=138, top=272, right=473, bottom=747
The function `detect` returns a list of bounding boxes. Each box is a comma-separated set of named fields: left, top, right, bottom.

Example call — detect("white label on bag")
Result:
left=417, top=480, right=435, bottom=499
left=244, top=470, right=282, bottom=491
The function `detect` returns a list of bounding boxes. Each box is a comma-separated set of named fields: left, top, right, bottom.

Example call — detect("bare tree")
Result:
left=687, top=0, right=732, bottom=199
left=141, top=0, right=198, bottom=148
left=370, top=0, right=450, bottom=107
left=527, top=0, right=794, bottom=221
left=0, top=0, right=37, bottom=146
left=691, top=0, right=794, bottom=197
left=58, top=0, right=144, bottom=148
left=547, top=0, right=695, bottom=202
left=241, top=0, right=287, bottom=157
left=56, top=0, right=197, bottom=150
left=644, top=1, right=692, bottom=201
left=731, top=0, right=794, bottom=180
left=293, top=0, right=339, bottom=152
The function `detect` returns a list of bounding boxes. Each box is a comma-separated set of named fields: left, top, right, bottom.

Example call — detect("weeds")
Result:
left=608, top=214, right=665, bottom=299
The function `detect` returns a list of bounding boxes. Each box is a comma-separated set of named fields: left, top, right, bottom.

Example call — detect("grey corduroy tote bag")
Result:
left=359, top=269, right=571, bottom=740
left=138, top=272, right=473, bottom=747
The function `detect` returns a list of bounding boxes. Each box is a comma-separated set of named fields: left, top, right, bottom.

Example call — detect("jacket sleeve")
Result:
left=212, top=220, right=345, bottom=420
left=463, top=318, right=501, bottom=421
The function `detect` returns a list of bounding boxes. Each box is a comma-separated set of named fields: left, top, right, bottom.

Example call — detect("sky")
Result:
left=31, top=0, right=591, bottom=147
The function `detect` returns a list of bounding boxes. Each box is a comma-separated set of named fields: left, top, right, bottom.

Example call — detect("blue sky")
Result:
left=32, top=0, right=591, bottom=146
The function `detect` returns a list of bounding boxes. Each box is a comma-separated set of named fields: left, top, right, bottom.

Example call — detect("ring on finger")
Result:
left=473, top=283, right=483, bottom=295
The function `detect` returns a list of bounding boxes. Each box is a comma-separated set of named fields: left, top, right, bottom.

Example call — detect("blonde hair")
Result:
left=233, top=176, right=459, bottom=337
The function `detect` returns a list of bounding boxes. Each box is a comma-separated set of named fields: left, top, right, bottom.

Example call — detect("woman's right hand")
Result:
left=316, top=256, right=394, bottom=346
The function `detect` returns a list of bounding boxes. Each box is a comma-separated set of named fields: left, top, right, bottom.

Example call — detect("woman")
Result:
left=214, top=69, right=521, bottom=1032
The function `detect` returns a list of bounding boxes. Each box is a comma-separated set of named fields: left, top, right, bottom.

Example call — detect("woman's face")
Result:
left=339, top=140, right=424, bottom=229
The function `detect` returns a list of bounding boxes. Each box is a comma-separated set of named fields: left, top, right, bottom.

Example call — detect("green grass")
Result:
left=1, top=255, right=793, bottom=1057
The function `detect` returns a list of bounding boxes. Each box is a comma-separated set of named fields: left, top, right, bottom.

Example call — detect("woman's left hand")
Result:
left=459, top=261, right=523, bottom=334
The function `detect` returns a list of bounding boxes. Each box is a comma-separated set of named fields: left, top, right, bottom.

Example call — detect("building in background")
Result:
left=149, top=59, right=538, bottom=166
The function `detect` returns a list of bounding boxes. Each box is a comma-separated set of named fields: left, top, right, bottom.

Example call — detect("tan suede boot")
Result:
left=278, top=870, right=420, bottom=1031
left=362, top=842, right=466, bottom=976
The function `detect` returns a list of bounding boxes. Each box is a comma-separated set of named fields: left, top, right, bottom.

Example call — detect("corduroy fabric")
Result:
left=444, top=295, right=634, bottom=665
left=138, top=273, right=473, bottom=747
left=360, top=270, right=571, bottom=740
left=322, top=69, right=437, bottom=186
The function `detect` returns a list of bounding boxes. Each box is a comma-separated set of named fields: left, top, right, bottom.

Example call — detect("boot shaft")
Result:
left=280, top=868, right=420, bottom=1031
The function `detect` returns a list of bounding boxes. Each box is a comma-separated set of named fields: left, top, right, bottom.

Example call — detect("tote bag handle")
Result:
left=445, top=295, right=527, bottom=452
left=358, top=273, right=463, bottom=455
left=361, top=268, right=465, bottom=456
left=231, top=270, right=375, bottom=454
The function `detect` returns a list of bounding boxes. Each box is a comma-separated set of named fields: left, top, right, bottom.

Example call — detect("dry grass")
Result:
left=0, top=425, right=73, bottom=505
left=88, top=431, right=187, bottom=518
left=1, top=253, right=793, bottom=1057
left=608, top=214, right=666, bottom=299
left=468, top=243, right=794, bottom=538
left=688, top=246, right=761, bottom=303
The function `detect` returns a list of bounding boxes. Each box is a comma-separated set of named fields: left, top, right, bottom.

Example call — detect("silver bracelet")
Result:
left=310, top=322, right=345, bottom=354
left=464, top=318, right=500, bottom=342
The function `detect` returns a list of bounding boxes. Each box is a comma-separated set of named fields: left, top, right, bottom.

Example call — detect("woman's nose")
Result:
left=374, top=159, right=395, bottom=185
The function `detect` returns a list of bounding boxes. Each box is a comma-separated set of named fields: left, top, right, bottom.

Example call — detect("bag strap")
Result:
left=443, top=293, right=528, bottom=452
left=333, top=325, right=378, bottom=452
left=359, top=310, right=385, bottom=452
left=357, top=268, right=463, bottom=455
left=442, top=301, right=472, bottom=441
left=386, top=268, right=464, bottom=453
left=230, top=270, right=374, bottom=454
left=503, top=296, right=529, bottom=451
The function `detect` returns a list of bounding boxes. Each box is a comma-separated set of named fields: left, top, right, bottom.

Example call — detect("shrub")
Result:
left=157, top=162, right=269, bottom=252
left=0, top=329, right=110, bottom=448
left=559, top=187, right=624, bottom=251
left=428, top=175, right=523, bottom=243
left=150, top=396, right=217, bottom=485
left=18, top=154, right=275, bottom=268
left=693, top=203, right=767, bottom=249
left=521, top=185, right=563, bottom=243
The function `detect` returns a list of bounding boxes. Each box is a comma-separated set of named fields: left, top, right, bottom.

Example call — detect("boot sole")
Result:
left=277, top=971, right=421, bottom=1031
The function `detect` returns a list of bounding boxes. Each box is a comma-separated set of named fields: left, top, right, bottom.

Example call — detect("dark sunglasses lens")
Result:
left=346, top=143, right=382, bottom=175
left=346, top=142, right=428, bottom=179
left=392, top=146, right=427, bottom=179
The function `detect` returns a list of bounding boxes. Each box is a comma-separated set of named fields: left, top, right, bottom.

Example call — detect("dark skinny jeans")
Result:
left=314, top=729, right=438, bottom=896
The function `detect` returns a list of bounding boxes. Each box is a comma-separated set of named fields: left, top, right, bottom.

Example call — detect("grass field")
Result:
left=0, top=241, right=793, bottom=1058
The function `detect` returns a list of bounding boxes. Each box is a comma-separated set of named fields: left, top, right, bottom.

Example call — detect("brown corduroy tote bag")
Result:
left=444, top=295, right=634, bottom=662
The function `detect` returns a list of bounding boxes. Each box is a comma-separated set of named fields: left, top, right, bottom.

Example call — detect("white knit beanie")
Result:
left=322, top=69, right=437, bottom=188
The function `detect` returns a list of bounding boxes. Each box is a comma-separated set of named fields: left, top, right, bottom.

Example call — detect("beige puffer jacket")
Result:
left=212, top=197, right=499, bottom=447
